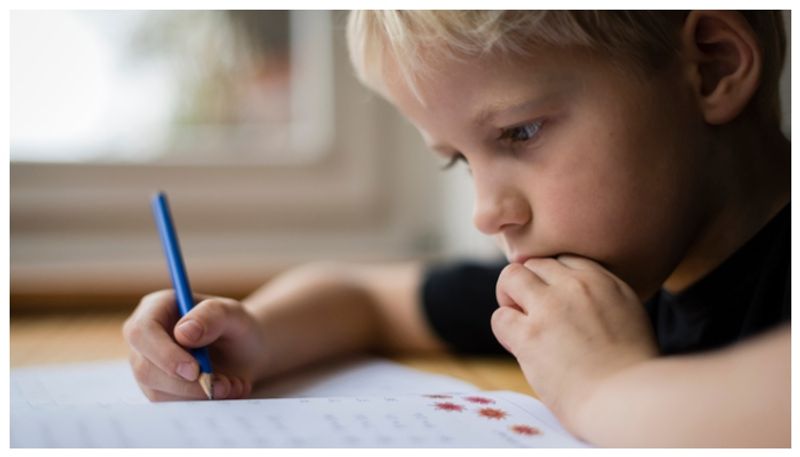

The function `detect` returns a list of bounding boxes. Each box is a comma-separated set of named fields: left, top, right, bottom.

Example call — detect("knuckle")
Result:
left=491, top=306, right=522, bottom=336
left=141, top=387, right=159, bottom=402
left=218, top=297, right=241, bottom=312
left=490, top=311, right=512, bottom=346
left=527, top=316, right=545, bottom=336
left=540, top=290, right=561, bottom=313
left=130, top=289, right=175, bottom=325
left=608, top=275, right=633, bottom=298
left=526, top=298, right=544, bottom=318
left=173, top=378, right=201, bottom=399
left=490, top=308, right=510, bottom=335
left=148, top=390, right=172, bottom=402
left=490, top=307, right=506, bottom=329
left=122, top=319, right=143, bottom=346
left=184, top=297, right=244, bottom=338
left=214, top=298, right=246, bottom=323
left=523, top=305, right=547, bottom=335
left=141, top=289, right=174, bottom=306
left=130, top=354, right=153, bottom=384
left=121, top=317, right=133, bottom=341
left=524, top=310, right=545, bottom=334
left=565, top=275, right=592, bottom=297
left=203, top=297, right=237, bottom=316
left=501, top=262, right=525, bottom=280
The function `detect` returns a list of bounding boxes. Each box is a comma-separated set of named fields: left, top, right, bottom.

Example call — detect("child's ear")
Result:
left=681, top=11, right=762, bottom=125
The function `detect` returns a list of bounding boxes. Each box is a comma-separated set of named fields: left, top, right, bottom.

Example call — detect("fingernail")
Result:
left=176, top=320, right=203, bottom=342
left=176, top=362, right=197, bottom=381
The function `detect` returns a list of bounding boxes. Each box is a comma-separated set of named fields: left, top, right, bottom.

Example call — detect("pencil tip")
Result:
left=199, top=373, right=214, bottom=400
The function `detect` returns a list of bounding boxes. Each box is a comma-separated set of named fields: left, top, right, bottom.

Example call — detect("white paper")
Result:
left=10, top=357, right=478, bottom=409
left=11, top=357, right=588, bottom=448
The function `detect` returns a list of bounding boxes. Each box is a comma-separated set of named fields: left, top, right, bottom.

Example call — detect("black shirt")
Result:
left=421, top=204, right=790, bottom=355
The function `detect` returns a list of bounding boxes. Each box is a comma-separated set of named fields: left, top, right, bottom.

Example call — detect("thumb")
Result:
left=173, top=297, right=244, bottom=348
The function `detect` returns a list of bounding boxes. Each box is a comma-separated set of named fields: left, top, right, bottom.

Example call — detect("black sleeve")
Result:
left=420, top=260, right=508, bottom=355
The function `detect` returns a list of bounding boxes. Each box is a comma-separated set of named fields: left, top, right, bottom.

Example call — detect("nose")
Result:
left=471, top=173, right=531, bottom=235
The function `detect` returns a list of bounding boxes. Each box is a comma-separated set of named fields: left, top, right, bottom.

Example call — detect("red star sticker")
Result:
left=477, top=407, right=508, bottom=420
left=463, top=396, right=495, bottom=404
left=510, top=424, right=541, bottom=436
left=433, top=402, right=465, bottom=412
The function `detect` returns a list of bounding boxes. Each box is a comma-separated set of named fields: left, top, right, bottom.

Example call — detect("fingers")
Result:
left=525, top=256, right=627, bottom=296
left=498, top=257, right=608, bottom=314
left=129, top=351, right=207, bottom=399
left=174, top=297, right=252, bottom=348
left=134, top=289, right=214, bottom=334
left=490, top=305, right=528, bottom=355
left=554, top=254, right=598, bottom=271
left=123, top=293, right=201, bottom=383
left=555, top=255, right=636, bottom=301
left=124, top=290, right=252, bottom=401
left=227, top=376, right=253, bottom=399
left=130, top=351, right=252, bottom=401
left=556, top=255, right=621, bottom=282
left=141, top=376, right=248, bottom=402
left=522, top=257, right=570, bottom=284
left=496, top=262, right=546, bottom=314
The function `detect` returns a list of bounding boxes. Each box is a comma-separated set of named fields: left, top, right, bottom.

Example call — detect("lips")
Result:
left=510, top=255, right=533, bottom=264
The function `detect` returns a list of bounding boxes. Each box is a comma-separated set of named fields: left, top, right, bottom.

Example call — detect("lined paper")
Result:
left=11, top=358, right=587, bottom=448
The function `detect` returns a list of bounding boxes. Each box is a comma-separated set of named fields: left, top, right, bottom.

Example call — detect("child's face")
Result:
left=384, top=46, right=715, bottom=299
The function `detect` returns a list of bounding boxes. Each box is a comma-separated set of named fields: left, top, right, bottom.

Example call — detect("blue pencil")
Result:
left=151, top=191, right=214, bottom=400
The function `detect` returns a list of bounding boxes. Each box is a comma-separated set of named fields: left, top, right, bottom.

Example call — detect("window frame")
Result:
left=10, top=11, right=401, bottom=271
left=10, top=10, right=336, bottom=166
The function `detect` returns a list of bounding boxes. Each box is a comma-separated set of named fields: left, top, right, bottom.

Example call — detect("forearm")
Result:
left=568, top=325, right=790, bottom=447
left=240, top=262, right=382, bottom=381
left=239, top=261, right=444, bottom=382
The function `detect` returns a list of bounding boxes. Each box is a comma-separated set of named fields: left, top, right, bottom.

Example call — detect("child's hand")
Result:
left=492, top=255, right=658, bottom=424
left=123, top=290, right=267, bottom=401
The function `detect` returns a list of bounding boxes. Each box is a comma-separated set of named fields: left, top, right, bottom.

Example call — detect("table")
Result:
left=10, top=311, right=536, bottom=397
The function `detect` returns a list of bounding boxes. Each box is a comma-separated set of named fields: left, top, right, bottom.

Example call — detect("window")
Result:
left=11, top=10, right=333, bottom=164
left=10, top=10, right=445, bottom=307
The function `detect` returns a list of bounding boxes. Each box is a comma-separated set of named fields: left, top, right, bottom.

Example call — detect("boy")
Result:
left=123, top=11, right=790, bottom=446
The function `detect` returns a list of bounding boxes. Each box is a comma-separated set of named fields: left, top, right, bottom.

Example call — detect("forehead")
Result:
left=382, top=46, right=603, bottom=132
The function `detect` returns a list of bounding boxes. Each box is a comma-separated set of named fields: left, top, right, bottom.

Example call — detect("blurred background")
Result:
left=10, top=10, right=501, bottom=312
left=10, top=10, right=791, bottom=312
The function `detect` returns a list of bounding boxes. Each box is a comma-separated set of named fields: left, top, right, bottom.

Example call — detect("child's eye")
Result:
left=440, top=152, right=467, bottom=171
left=499, top=120, right=543, bottom=144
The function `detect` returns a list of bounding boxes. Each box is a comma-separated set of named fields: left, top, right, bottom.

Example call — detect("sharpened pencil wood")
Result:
left=199, top=373, right=214, bottom=400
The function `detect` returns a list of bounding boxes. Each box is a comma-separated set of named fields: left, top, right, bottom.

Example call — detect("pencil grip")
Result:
left=151, top=192, right=214, bottom=375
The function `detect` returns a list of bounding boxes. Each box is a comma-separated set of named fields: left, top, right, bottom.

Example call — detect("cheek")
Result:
left=531, top=132, right=638, bottom=253
left=527, top=78, right=706, bottom=293
left=530, top=128, right=680, bottom=285
left=536, top=181, right=632, bottom=255
left=538, top=144, right=701, bottom=295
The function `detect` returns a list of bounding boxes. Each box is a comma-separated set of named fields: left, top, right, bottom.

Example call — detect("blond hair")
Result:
left=347, top=10, right=786, bottom=127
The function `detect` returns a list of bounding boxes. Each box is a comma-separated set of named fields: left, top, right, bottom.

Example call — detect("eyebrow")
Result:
left=471, top=96, right=551, bottom=128
left=426, top=97, right=552, bottom=152
left=426, top=86, right=569, bottom=153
